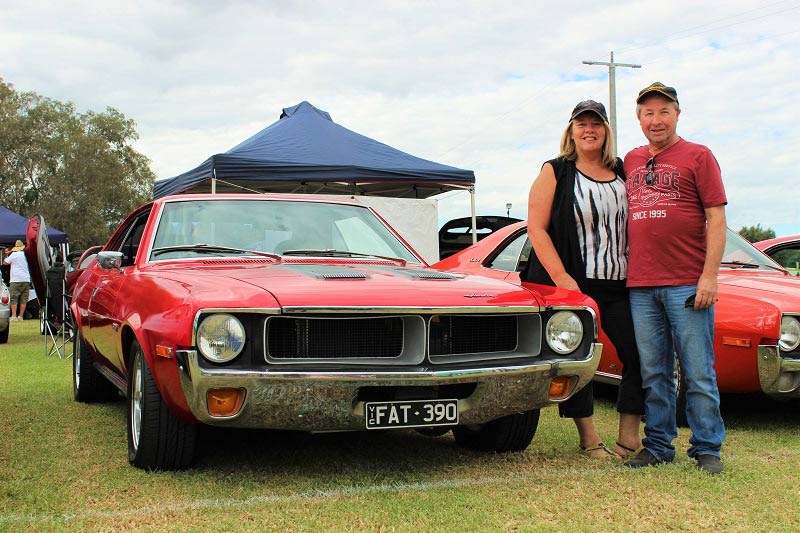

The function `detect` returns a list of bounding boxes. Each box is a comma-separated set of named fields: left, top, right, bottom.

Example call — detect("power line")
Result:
left=437, top=78, right=561, bottom=159
left=643, top=27, right=799, bottom=65
left=616, top=0, right=800, bottom=54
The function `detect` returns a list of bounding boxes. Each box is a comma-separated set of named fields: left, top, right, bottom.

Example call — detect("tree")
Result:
left=738, top=224, right=775, bottom=243
left=0, top=78, right=155, bottom=248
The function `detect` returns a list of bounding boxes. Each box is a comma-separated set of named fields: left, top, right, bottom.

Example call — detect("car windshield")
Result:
left=723, top=229, right=785, bottom=271
left=149, top=199, right=421, bottom=264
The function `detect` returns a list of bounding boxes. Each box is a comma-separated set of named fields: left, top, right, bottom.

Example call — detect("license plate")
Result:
left=365, top=399, right=459, bottom=430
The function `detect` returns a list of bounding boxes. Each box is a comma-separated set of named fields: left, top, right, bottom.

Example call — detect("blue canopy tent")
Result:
left=0, top=206, right=68, bottom=245
left=153, top=101, right=476, bottom=201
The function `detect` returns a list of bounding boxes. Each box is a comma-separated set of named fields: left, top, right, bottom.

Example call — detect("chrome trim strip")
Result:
left=592, top=371, right=622, bottom=385
left=95, top=363, right=127, bottom=393
left=281, top=306, right=542, bottom=315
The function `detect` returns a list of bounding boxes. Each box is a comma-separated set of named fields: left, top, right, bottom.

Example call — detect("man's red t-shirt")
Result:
left=624, top=138, right=727, bottom=287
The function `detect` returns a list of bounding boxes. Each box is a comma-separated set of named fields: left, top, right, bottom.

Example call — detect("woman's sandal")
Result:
left=615, top=441, right=640, bottom=458
left=580, top=442, right=620, bottom=459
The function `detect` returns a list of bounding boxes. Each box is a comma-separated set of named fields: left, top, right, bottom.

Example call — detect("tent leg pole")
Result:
left=470, top=187, right=477, bottom=245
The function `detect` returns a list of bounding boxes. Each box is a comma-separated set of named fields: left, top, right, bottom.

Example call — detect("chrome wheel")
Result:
left=73, top=337, right=81, bottom=390
left=130, top=354, right=143, bottom=452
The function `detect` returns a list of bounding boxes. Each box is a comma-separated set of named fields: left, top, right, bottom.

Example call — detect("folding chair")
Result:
left=42, top=262, right=74, bottom=359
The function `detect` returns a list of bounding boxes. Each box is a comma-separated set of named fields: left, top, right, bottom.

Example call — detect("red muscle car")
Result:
left=27, top=195, right=603, bottom=470
left=434, top=222, right=800, bottom=420
left=754, top=234, right=800, bottom=276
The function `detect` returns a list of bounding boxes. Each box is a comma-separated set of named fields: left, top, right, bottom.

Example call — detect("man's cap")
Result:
left=11, top=239, right=24, bottom=252
left=637, top=82, right=679, bottom=104
left=569, top=100, right=608, bottom=122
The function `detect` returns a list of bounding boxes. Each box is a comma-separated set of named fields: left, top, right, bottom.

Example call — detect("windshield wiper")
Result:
left=282, top=248, right=407, bottom=265
left=151, top=244, right=281, bottom=260
left=721, top=260, right=787, bottom=273
left=721, top=260, right=760, bottom=269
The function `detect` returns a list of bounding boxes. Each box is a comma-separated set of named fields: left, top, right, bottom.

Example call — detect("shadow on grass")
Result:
left=720, top=393, right=800, bottom=430
left=100, top=400, right=489, bottom=480
left=594, top=382, right=800, bottom=430
left=194, top=424, right=472, bottom=474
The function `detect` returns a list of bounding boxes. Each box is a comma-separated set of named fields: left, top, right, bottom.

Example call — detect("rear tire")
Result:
left=127, top=340, right=196, bottom=470
left=453, top=410, right=540, bottom=452
left=0, top=326, right=7, bottom=344
left=73, top=332, right=119, bottom=402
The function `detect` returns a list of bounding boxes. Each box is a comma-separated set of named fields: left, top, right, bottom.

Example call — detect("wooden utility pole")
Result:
left=582, top=52, right=641, bottom=151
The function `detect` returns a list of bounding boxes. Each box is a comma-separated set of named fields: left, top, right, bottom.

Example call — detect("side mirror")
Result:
left=97, top=251, right=124, bottom=271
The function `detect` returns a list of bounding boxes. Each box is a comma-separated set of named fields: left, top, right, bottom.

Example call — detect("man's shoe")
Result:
left=623, top=448, right=666, bottom=469
left=695, top=454, right=723, bottom=475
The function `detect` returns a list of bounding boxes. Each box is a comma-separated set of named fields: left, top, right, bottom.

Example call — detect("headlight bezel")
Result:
left=545, top=310, right=585, bottom=355
left=197, top=313, right=246, bottom=364
left=779, top=315, right=800, bottom=353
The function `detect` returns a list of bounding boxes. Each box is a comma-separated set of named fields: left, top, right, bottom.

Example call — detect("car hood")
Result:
left=148, top=260, right=545, bottom=309
left=719, top=270, right=800, bottom=307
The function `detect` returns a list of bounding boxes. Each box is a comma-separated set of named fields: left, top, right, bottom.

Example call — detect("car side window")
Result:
left=770, top=245, right=800, bottom=275
left=488, top=232, right=530, bottom=272
left=117, top=213, right=150, bottom=267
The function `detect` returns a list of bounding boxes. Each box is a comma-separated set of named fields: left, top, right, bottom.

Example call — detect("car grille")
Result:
left=429, top=314, right=517, bottom=355
left=263, top=312, right=542, bottom=366
left=267, top=316, right=405, bottom=360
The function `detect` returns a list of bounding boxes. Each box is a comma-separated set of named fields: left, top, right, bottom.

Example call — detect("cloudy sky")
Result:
left=2, top=0, right=799, bottom=234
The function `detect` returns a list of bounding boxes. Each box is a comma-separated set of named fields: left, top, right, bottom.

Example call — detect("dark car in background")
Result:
left=438, top=216, right=521, bottom=260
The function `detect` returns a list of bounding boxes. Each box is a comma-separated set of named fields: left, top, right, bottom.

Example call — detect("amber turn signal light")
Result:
left=155, top=345, right=174, bottom=359
left=548, top=376, right=574, bottom=400
left=207, top=388, right=245, bottom=417
left=722, top=336, right=751, bottom=348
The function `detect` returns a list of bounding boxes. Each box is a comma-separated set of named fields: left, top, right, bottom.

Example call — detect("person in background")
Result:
left=3, top=240, right=31, bottom=321
left=522, top=100, right=645, bottom=459
left=622, top=82, right=727, bottom=475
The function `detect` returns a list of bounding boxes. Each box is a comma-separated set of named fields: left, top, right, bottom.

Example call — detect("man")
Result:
left=3, top=240, right=31, bottom=321
left=622, top=82, right=727, bottom=474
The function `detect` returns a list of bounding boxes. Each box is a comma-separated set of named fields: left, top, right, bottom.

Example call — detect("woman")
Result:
left=522, top=100, right=644, bottom=459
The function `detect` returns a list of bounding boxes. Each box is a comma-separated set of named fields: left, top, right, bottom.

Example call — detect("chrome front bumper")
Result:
left=758, top=345, right=800, bottom=399
left=176, top=343, right=602, bottom=431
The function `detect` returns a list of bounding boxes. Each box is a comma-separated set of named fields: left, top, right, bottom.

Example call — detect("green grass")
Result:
left=2, top=319, right=800, bottom=531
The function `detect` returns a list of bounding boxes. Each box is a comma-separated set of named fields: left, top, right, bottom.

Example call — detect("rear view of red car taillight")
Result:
left=1, top=288, right=10, bottom=305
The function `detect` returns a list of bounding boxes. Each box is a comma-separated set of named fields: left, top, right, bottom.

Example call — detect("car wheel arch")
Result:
left=121, top=325, right=139, bottom=379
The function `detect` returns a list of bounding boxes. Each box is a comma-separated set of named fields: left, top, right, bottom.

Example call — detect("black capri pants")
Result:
left=558, top=278, right=645, bottom=419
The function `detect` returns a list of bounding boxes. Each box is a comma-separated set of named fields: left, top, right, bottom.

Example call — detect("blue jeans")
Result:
left=629, top=285, right=725, bottom=462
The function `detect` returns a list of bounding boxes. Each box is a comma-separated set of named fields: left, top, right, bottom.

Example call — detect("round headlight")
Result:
left=545, top=311, right=584, bottom=354
left=779, top=316, right=800, bottom=352
left=197, top=314, right=246, bottom=363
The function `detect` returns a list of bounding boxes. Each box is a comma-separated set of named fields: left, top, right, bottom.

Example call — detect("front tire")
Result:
left=127, top=340, right=196, bottom=470
left=453, top=410, right=540, bottom=452
left=73, top=332, right=118, bottom=402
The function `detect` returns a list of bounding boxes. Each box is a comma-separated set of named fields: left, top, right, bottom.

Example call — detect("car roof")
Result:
left=753, top=234, right=800, bottom=250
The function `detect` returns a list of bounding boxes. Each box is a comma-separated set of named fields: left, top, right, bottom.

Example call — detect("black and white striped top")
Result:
left=573, top=170, right=628, bottom=280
